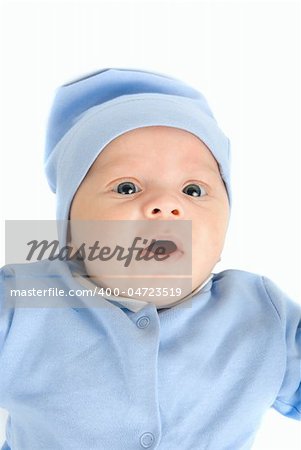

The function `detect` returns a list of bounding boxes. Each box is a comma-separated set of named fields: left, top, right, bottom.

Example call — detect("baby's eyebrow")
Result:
left=96, top=160, right=219, bottom=176
left=93, top=164, right=221, bottom=186
left=94, top=160, right=137, bottom=173
left=184, top=166, right=220, bottom=176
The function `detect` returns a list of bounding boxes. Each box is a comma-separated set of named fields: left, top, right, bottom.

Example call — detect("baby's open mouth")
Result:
left=146, top=240, right=178, bottom=255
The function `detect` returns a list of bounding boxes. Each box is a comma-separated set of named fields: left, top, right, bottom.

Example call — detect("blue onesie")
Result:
left=0, top=258, right=300, bottom=449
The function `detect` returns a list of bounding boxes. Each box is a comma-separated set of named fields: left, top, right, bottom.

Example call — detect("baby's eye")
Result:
left=114, top=181, right=141, bottom=195
left=182, top=183, right=207, bottom=197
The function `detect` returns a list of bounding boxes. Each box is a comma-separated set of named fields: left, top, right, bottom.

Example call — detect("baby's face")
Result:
left=70, top=126, right=230, bottom=301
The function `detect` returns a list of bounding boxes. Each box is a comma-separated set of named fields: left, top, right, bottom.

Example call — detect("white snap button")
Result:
left=140, top=432, right=155, bottom=448
left=136, top=316, right=150, bottom=329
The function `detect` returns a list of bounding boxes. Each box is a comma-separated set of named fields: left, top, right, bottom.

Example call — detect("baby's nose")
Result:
left=144, top=202, right=185, bottom=219
left=151, top=207, right=180, bottom=216
left=142, top=193, right=185, bottom=219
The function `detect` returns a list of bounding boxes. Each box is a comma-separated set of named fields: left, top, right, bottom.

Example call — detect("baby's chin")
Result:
left=73, top=236, right=220, bottom=305
left=85, top=272, right=194, bottom=306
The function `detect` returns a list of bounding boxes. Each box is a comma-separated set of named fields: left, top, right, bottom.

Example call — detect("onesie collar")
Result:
left=68, top=258, right=213, bottom=312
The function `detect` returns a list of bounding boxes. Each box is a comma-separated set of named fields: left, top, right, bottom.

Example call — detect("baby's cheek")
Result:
left=193, top=220, right=226, bottom=253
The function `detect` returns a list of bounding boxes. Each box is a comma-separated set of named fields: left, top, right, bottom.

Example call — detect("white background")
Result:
left=0, top=0, right=300, bottom=448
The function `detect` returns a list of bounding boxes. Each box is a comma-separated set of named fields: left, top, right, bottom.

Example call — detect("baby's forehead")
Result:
left=91, top=126, right=221, bottom=175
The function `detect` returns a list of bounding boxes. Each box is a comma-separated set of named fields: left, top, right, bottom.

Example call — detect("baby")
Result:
left=0, top=68, right=300, bottom=450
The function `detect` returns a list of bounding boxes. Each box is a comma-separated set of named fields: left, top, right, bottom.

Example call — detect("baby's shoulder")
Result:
left=0, top=258, right=73, bottom=279
left=211, top=268, right=300, bottom=323
left=212, top=267, right=292, bottom=296
left=212, top=267, right=264, bottom=287
left=0, top=259, right=74, bottom=308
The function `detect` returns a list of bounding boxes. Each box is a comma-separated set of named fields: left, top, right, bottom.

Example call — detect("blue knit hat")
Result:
left=44, top=67, right=231, bottom=248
